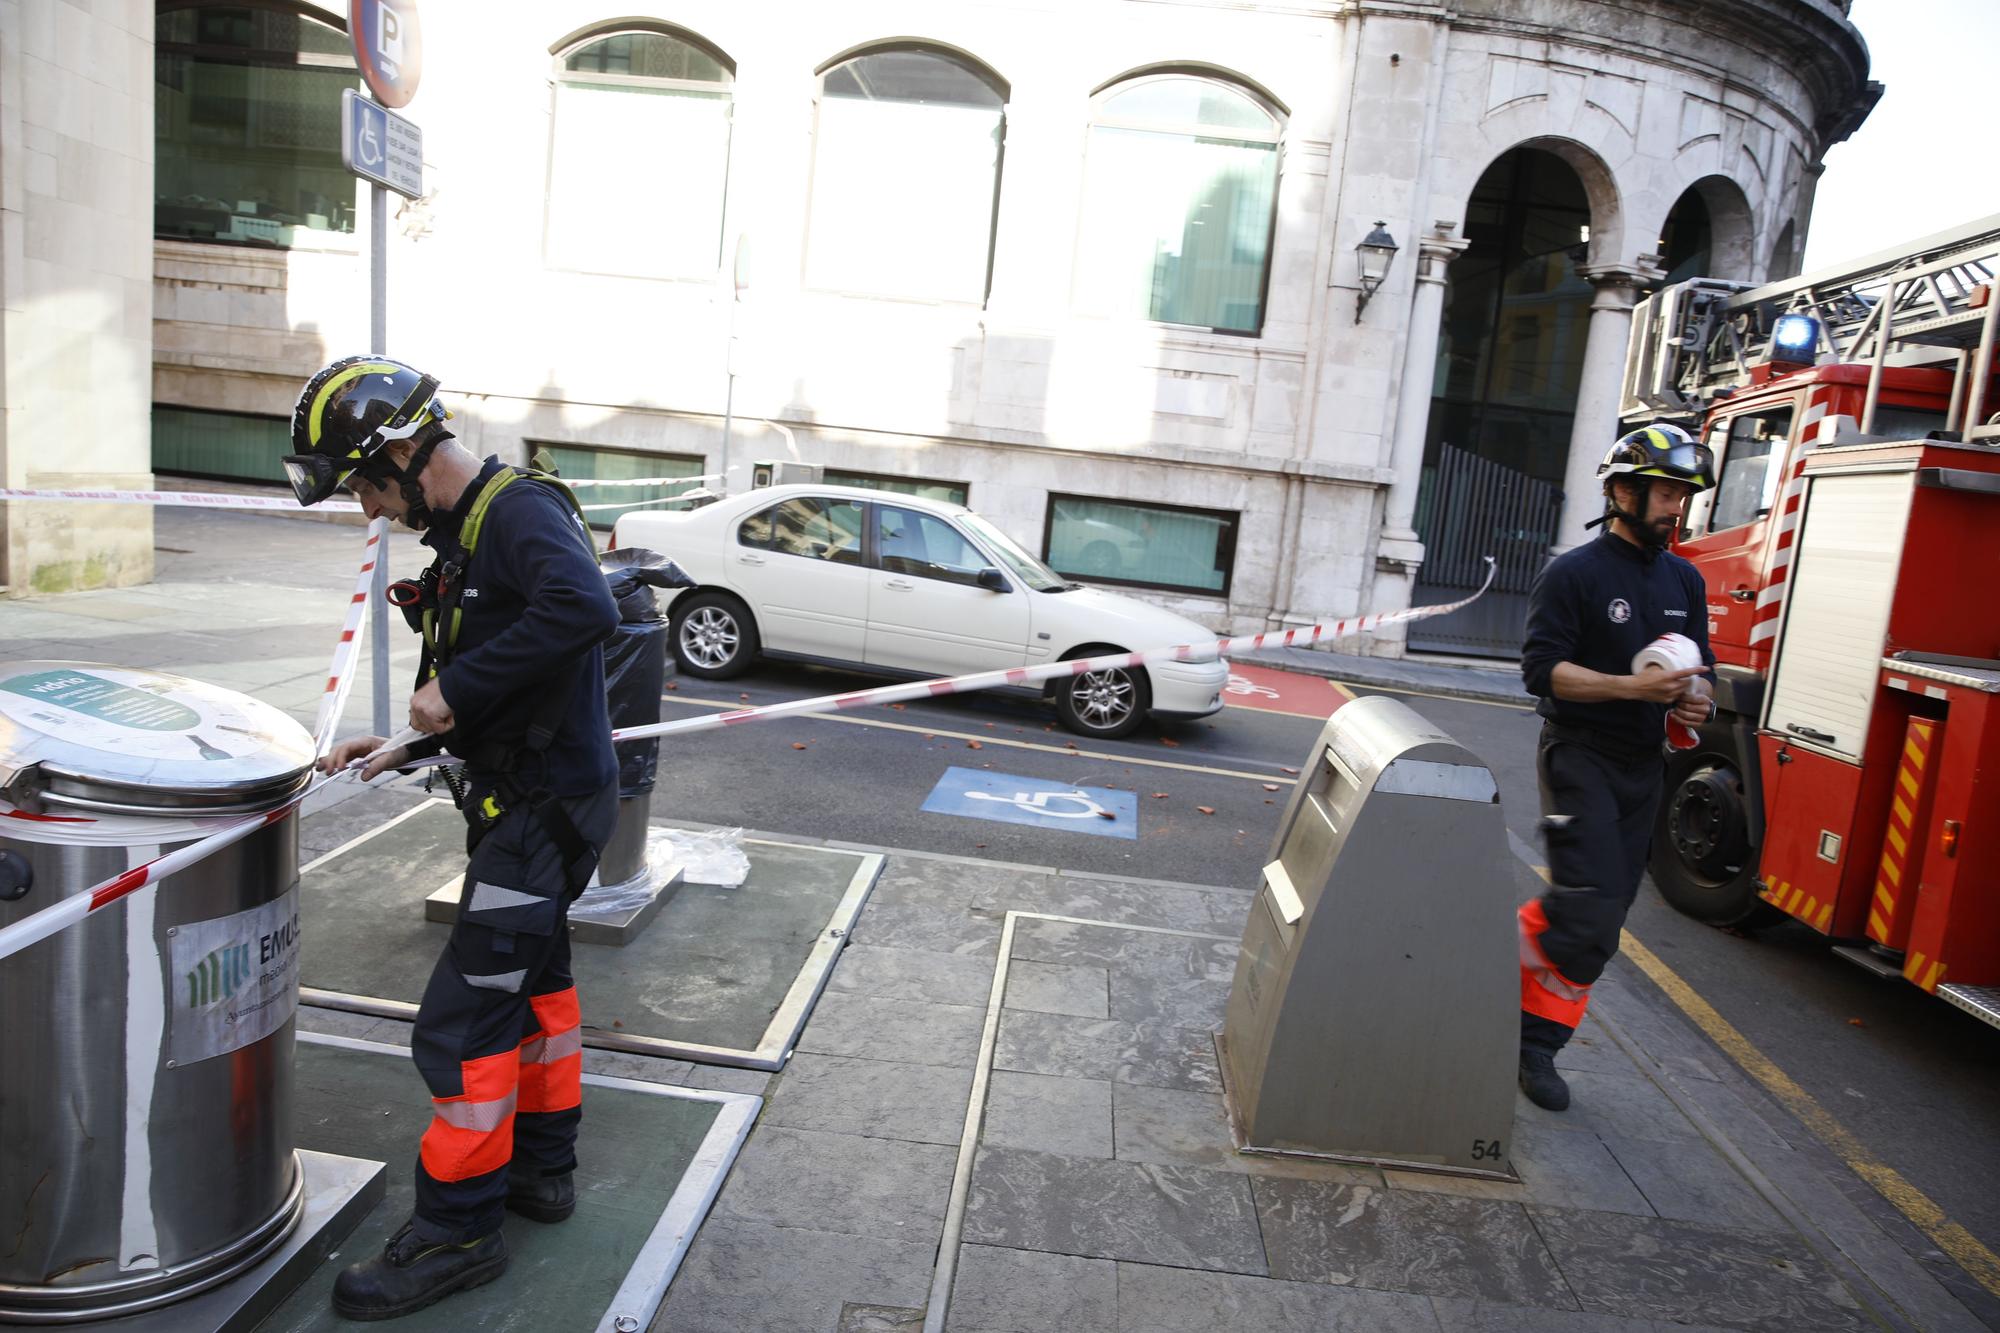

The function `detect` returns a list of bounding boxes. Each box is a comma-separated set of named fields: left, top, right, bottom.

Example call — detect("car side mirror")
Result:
left=976, top=567, right=1010, bottom=593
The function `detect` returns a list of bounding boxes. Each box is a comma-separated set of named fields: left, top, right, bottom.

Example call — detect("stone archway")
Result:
left=1656, top=175, right=1757, bottom=284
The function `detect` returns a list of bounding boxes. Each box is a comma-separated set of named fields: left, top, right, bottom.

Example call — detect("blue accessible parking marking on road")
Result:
left=921, top=766, right=1139, bottom=840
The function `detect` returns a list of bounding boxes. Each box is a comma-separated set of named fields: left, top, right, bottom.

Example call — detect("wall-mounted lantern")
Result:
left=1354, top=221, right=1400, bottom=323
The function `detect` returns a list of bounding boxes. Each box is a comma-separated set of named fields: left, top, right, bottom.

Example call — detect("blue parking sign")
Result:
left=922, top=767, right=1139, bottom=840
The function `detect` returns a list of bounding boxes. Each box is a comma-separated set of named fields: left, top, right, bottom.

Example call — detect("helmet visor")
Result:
left=1659, top=441, right=1716, bottom=488
left=282, top=453, right=353, bottom=507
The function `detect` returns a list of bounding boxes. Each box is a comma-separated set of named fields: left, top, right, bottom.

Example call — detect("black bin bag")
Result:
left=597, top=548, right=695, bottom=797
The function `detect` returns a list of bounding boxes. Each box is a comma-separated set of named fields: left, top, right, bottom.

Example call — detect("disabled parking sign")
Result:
left=922, top=766, right=1138, bottom=840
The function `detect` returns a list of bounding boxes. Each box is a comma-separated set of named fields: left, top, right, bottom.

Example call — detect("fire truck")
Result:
left=1620, top=213, right=2000, bottom=1030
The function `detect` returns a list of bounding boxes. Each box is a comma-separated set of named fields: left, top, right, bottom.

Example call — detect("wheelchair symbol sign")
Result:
left=922, top=767, right=1138, bottom=839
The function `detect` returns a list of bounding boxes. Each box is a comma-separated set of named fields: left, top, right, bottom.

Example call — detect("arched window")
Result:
left=1075, top=74, right=1282, bottom=335
left=155, top=4, right=359, bottom=249
left=547, top=28, right=733, bottom=279
left=806, top=47, right=1007, bottom=302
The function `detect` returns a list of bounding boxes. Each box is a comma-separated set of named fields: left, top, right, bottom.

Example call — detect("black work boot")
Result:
left=506, top=1168, right=575, bottom=1223
left=1518, top=1050, right=1571, bottom=1112
left=332, top=1220, right=508, bottom=1321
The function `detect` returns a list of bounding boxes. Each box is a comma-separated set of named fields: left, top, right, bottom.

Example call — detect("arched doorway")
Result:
left=1411, top=146, right=1594, bottom=655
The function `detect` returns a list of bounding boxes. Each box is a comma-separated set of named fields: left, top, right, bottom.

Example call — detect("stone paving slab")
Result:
left=1528, top=1207, right=1879, bottom=1331
left=963, top=1145, right=1268, bottom=1275
left=711, top=1124, right=954, bottom=1247
left=656, top=1218, right=935, bottom=1333
left=1253, top=1176, right=1578, bottom=1307
left=943, top=1243, right=1117, bottom=1333
left=761, top=1051, right=973, bottom=1146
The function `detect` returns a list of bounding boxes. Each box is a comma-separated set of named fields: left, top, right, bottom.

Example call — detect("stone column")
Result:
left=1552, top=267, right=1646, bottom=554
left=1378, top=227, right=1471, bottom=559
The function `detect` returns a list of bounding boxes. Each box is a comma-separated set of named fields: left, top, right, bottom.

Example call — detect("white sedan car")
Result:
left=611, top=484, right=1228, bottom=739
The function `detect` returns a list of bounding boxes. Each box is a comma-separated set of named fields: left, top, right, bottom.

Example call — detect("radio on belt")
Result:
left=1220, top=695, right=1517, bottom=1176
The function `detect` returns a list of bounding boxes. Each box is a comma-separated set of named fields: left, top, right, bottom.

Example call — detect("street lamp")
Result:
left=1354, top=221, right=1400, bottom=323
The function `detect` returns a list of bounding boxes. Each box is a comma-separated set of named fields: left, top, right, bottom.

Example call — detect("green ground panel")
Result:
left=299, top=801, right=870, bottom=1053
left=260, top=1040, right=721, bottom=1332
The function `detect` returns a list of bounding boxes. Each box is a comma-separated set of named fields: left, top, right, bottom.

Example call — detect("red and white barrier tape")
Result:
left=314, top=518, right=385, bottom=755
left=0, top=553, right=1492, bottom=964
left=392, top=558, right=1499, bottom=766
left=0, top=783, right=340, bottom=962
left=0, top=486, right=363, bottom=514
left=0, top=523, right=385, bottom=961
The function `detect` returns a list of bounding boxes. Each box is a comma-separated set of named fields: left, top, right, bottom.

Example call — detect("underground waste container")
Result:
left=594, top=549, right=693, bottom=888
left=0, top=661, right=315, bottom=1322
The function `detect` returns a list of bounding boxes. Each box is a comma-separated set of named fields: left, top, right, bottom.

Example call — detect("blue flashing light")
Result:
left=1771, top=313, right=1821, bottom=359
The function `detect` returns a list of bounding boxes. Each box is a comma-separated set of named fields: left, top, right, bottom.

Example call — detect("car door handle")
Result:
left=883, top=578, right=914, bottom=590
left=1729, top=587, right=1755, bottom=601
left=737, top=553, right=766, bottom=567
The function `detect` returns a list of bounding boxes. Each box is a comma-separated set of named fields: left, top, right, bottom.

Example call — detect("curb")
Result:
left=1235, top=646, right=1536, bottom=708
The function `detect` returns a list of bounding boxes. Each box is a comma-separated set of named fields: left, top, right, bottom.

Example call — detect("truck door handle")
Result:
left=1729, top=587, right=1756, bottom=602
left=1786, top=723, right=1837, bottom=745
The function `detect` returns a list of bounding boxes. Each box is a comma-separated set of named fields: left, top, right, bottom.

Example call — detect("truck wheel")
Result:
left=671, top=592, right=760, bottom=679
left=1650, top=751, right=1781, bottom=928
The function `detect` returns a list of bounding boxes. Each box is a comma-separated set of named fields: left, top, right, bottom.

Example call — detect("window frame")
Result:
left=154, top=1, right=361, bottom=253
left=1041, top=492, right=1239, bottom=598
left=822, top=468, right=970, bottom=507
left=1074, top=69, right=1286, bottom=338
left=543, top=23, right=737, bottom=283
left=803, top=42, right=1010, bottom=307
left=527, top=440, right=706, bottom=531
left=1692, top=403, right=1795, bottom=537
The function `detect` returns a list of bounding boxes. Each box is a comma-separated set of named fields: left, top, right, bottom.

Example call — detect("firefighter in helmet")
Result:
left=288, top=356, right=620, bottom=1319
left=1515, top=423, right=1718, bottom=1111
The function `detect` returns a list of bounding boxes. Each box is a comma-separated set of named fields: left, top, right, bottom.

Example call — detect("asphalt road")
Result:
left=652, top=654, right=2000, bottom=1329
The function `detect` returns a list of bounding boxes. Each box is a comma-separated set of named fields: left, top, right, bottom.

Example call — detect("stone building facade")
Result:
left=4, top=1, right=1873, bottom=656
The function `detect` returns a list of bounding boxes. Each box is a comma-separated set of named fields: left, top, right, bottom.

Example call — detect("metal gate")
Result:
left=1408, top=444, right=1563, bottom=658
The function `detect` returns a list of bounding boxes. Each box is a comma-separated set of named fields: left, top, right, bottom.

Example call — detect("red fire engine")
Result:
left=1621, top=213, right=2000, bottom=1030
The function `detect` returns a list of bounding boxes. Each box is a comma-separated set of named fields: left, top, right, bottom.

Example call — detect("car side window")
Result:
left=769, top=497, right=863, bottom=566
left=737, top=506, right=774, bottom=548
left=876, top=505, right=988, bottom=587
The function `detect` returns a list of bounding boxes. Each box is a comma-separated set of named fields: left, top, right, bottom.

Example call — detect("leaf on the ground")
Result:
left=1262, top=782, right=1281, bottom=791
left=1281, top=765, right=1300, bottom=774
left=1064, top=740, right=1079, bottom=750
left=985, top=722, right=996, bottom=729
left=791, top=742, right=808, bottom=750
left=1848, top=1017, right=1866, bottom=1027
left=890, top=703, right=906, bottom=711
left=1159, top=737, right=1181, bottom=748
left=739, top=693, right=750, bottom=702
left=923, top=733, right=936, bottom=740
left=974, top=843, right=986, bottom=849
left=1097, top=810, right=1115, bottom=820
left=1197, top=805, right=1216, bottom=815
left=1151, top=792, right=1169, bottom=799
left=612, top=1019, right=624, bottom=1029
left=664, top=681, right=678, bottom=691
left=967, top=740, right=983, bottom=750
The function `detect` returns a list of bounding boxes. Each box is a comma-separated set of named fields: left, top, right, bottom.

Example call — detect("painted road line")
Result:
left=1617, top=927, right=2000, bottom=1302
left=1521, top=862, right=2000, bottom=1301
left=656, top=693, right=1290, bottom=784
left=921, top=767, right=1138, bottom=839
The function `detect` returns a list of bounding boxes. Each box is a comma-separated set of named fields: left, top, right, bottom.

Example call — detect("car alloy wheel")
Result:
left=680, top=605, right=740, bottom=671
left=1072, top=668, right=1136, bottom=732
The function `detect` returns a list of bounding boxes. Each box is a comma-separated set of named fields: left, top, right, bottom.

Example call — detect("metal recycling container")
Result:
left=595, top=549, right=685, bottom=889
left=0, top=662, right=315, bottom=1323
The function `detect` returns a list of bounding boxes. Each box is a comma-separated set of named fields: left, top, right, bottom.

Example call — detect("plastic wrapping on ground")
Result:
left=598, top=548, right=690, bottom=796
left=662, top=825, right=750, bottom=888
left=568, top=822, right=749, bottom=915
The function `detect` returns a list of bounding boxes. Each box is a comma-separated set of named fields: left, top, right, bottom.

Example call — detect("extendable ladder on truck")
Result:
left=1623, top=212, right=2000, bottom=438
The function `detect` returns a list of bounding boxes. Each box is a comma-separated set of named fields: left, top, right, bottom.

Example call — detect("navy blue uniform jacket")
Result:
left=422, top=457, right=618, bottom=796
left=1519, top=529, right=1715, bottom=752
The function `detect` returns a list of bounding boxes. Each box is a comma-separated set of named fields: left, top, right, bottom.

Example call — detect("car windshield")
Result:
left=959, top=514, right=1068, bottom=592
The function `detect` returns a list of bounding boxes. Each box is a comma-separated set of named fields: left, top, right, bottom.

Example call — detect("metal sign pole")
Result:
left=369, top=183, right=391, bottom=737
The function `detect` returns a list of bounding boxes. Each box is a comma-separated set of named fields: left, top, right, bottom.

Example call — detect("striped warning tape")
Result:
left=0, top=486, right=363, bottom=513
left=1, top=552, right=1495, bottom=964
left=313, top=518, right=386, bottom=756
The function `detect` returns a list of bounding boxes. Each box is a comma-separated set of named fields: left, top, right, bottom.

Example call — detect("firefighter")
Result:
left=1516, top=423, right=1717, bottom=1111
left=285, top=357, right=619, bottom=1319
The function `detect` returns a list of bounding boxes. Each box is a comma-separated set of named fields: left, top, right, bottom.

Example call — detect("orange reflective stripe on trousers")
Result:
left=1518, top=899, right=1591, bottom=1028
left=420, top=1046, right=520, bottom=1182
left=517, top=986, right=583, bottom=1115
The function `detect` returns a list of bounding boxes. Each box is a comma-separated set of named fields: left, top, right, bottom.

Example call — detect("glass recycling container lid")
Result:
left=0, top=661, right=315, bottom=816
